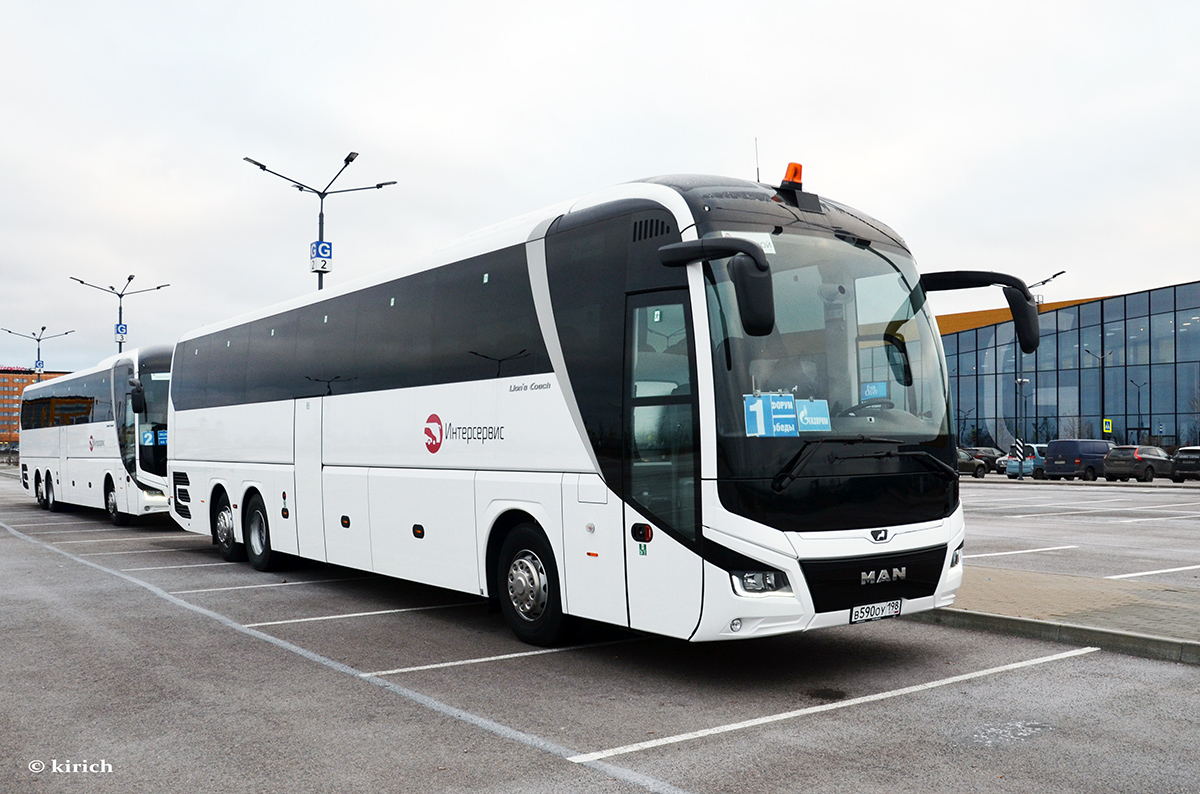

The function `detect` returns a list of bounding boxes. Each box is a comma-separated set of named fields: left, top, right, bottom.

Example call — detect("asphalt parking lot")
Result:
left=2, top=474, right=1197, bottom=793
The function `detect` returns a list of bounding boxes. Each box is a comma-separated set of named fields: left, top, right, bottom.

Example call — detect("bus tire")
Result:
left=213, top=492, right=246, bottom=562
left=243, top=493, right=279, bottom=572
left=497, top=524, right=571, bottom=647
left=105, top=480, right=130, bottom=526
left=35, top=473, right=47, bottom=509
left=46, top=478, right=61, bottom=513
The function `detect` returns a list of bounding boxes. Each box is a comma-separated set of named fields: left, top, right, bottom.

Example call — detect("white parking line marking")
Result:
left=52, top=535, right=198, bottom=545
left=246, top=603, right=477, bottom=627
left=364, top=639, right=636, bottom=677
left=1106, top=564, right=1200, bottom=580
left=121, top=562, right=240, bottom=572
left=169, top=576, right=375, bottom=595
left=1120, top=512, right=1200, bottom=524
left=568, top=647, right=1101, bottom=763
left=3, top=518, right=692, bottom=794
left=80, top=547, right=212, bottom=556
left=10, top=521, right=100, bottom=528
left=25, top=527, right=126, bottom=535
left=965, top=545, right=1078, bottom=559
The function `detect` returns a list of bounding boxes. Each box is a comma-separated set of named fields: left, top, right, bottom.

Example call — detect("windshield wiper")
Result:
left=834, top=448, right=959, bottom=483
left=770, top=436, right=902, bottom=492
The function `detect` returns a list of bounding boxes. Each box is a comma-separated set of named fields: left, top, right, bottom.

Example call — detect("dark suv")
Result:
left=1170, top=447, right=1200, bottom=483
left=1044, top=439, right=1116, bottom=481
left=1103, top=445, right=1172, bottom=482
left=963, top=446, right=1005, bottom=473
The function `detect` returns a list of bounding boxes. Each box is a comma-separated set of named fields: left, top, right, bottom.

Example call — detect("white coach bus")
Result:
left=167, top=166, right=1039, bottom=645
left=20, top=345, right=172, bottom=524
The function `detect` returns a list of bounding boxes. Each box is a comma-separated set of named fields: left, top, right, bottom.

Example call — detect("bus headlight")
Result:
left=950, top=542, right=964, bottom=568
left=731, top=570, right=791, bottom=595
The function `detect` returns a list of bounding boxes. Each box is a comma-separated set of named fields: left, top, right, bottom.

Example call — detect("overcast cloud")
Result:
left=2, top=1, right=1198, bottom=372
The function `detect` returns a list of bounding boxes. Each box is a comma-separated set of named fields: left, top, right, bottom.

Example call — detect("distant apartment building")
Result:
left=0, top=367, right=68, bottom=448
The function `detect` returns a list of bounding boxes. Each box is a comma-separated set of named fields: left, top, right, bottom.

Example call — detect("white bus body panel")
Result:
left=561, top=474, right=626, bottom=626
left=624, top=503, right=703, bottom=639
left=171, top=401, right=294, bottom=465
left=370, top=468, right=478, bottom=593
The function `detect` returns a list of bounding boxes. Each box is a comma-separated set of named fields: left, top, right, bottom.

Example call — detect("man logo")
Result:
left=424, top=414, right=443, bottom=453
left=870, top=529, right=889, bottom=542
left=862, top=567, right=906, bottom=585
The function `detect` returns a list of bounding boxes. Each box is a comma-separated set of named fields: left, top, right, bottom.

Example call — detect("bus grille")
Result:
left=173, top=472, right=192, bottom=519
left=799, top=545, right=947, bottom=613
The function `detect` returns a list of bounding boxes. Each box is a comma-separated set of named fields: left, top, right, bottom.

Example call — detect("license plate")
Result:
left=850, top=599, right=902, bottom=624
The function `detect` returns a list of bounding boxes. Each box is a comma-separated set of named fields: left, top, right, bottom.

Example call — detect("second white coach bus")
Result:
left=20, top=345, right=172, bottom=524
left=167, top=166, right=1039, bottom=644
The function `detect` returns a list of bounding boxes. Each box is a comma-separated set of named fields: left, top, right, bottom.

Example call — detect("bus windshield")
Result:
left=704, top=230, right=955, bottom=530
left=137, top=366, right=171, bottom=477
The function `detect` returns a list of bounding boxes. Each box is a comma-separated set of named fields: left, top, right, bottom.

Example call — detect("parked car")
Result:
left=963, top=446, right=1005, bottom=473
left=995, top=453, right=1016, bottom=474
left=1170, top=446, right=1200, bottom=483
left=957, top=448, right=987, bottom=478
left=1007, top=443, right=1048, bottom=479
left=1103, top=445, right=1172, bottom=482
left=1044, top=439, right=1116, bottom=481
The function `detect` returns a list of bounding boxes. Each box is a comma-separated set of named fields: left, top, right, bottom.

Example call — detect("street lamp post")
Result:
left=1130, top=379, right=1146, bottom=444
left=1083, top=348, right=1110, bottom=439
left=70, top=275, right=170, bottom=353
left=1, top=326, right=74, bottom=381
left=1015, top=377, right=1030, bottom=479
left=243, top=152, right=397, bottom=291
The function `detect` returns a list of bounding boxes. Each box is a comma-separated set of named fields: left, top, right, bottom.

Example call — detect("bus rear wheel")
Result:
left=244, top=493, right=279, bottom=571
left=497, top=524, right=571, bottom=647
left=46, top=478, right=61, bottom=513
left=105, top=481, right=130, bottom=526
left=213, top=493, right=246, bottom=562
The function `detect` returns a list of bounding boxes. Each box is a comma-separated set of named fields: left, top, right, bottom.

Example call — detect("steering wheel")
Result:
left=839, top=397, right=895, bottom=416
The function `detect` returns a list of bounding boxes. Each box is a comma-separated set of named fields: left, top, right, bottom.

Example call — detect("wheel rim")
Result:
left=506, top=550, right=548, bottom=622
left=248, top=510, right=267, bottom=556
left=35, top=479, right=43, bottom=503
left=215, top=504, right=235, bottom=547
left=106, top=488, right=117, bottom=516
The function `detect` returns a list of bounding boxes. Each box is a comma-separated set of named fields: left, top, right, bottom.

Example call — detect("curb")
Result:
left=906, top=608, right=1200, bottom=666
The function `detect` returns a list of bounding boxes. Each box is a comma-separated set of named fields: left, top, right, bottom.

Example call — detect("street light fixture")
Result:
left=1083, top=348, right=1111, bottom=438
left=1130, top=379, right=1146, bottom=444
left=1, top=326, right=74, bottom=382
left=1015, top=377, right=1030, bottom=480
left=70, top=274, right=170, bottom=353
left=243, top=152, right=397, bottom=291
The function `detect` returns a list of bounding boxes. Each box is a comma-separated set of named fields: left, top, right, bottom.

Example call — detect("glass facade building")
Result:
left=941, top=280, right=1200, bottom=450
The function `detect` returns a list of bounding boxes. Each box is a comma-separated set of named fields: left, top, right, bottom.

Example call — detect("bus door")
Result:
left=623, top=292, right=703, bottom=639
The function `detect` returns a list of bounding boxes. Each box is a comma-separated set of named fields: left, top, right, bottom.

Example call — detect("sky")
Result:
left=2, top=1, right=1198, bottom=372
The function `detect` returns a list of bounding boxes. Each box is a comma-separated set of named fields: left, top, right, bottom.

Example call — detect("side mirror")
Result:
left=129, top=377, right=146, bottom=414
left=659, top=238, right=775, bottom=336
left=920, top=270, right=1040, bottom=354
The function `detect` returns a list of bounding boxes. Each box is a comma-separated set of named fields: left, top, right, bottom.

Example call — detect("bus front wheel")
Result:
left=35, top=474, right=46, bottom=509
left=106, top=481, right=130, bottom=526
left=214, top=493, right=246, bottom=562
left=244, top=493, right=279, bottom=571
left=497, top=525, right=571, bottom=647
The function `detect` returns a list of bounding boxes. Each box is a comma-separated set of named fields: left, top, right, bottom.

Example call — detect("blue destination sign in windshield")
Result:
left=744, top=395, right=832, bottom=437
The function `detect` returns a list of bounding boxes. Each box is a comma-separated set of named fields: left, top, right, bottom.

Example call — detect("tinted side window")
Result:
left=354, top=275, right=435, bottom=392
left=430, top=246, right=549, bottom=384
left=172, top=337, right=210, bottom=411
left=294, top=293, right=360, bottom=397
left=207, top=325, right=249, bottom=406
left=246, top=312, right=299, bottom=403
